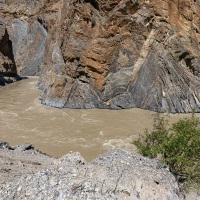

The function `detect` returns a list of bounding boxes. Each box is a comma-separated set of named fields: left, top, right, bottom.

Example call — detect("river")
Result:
left=0, top=77, right=198, bottom=160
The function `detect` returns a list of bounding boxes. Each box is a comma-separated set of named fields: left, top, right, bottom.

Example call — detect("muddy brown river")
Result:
left=0, top=77, right=199, bottom=160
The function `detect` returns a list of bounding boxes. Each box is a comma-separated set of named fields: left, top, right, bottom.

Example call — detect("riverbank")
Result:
left=0, top=142, right=199, bottom=200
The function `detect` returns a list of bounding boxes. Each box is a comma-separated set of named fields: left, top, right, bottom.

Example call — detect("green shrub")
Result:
left=133, top=113, right=200, bottom=191
left=134, top=0, right=139, bottom=6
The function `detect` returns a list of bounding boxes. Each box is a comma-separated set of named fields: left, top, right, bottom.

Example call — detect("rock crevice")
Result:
left=0, top=20, right=19, bottom=86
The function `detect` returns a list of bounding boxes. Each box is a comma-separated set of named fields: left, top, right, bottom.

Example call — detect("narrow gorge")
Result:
left=0, top=0, right=200, bottom=199
left=0, top=0, right=200, bottom=112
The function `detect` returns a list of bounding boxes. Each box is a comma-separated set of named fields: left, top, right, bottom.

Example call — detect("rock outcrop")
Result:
left=0, top=142, right=181, bottom=200
left=0, top=20, right=19, bottom=86
left=0, top=0, right=48, bottom=76
left=38, top=0, right=200, bottom=113
left=1, top=142, right=200, bottom=200
left=1, top=0, right=200, bottom=112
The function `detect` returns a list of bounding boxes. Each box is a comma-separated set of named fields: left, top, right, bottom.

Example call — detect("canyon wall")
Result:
left=0, top=0, right=47, bottom=76
left=1, top=0, right=200, bottom=112
left=0, top=20, right=19, bottom=85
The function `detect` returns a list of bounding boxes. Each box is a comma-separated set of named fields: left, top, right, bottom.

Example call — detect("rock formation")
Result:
left=0, top=0, right=47, bottom=76
left=1, top=142, right=200, bottom=199
left=0, top=142, right=181, bottom=200
left=1, top=0, right=200, bottom=112
left=0, top=20, right=19, bottom=86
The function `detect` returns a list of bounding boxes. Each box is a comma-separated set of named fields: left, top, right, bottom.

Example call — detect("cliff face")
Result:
left=0, top=20, right=18, bottom=85
left=0, top=0, right=47, bottom=76
left=1, top=0, right=200, bottom=112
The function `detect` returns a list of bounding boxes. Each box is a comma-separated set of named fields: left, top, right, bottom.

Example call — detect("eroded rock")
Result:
left=38, top=0, right=200, bottom=113
left=0, top=0, right=200, bottom=112
left=0, top=20, right=19, bottom=86
left=0, top=145, right=180, bottom=200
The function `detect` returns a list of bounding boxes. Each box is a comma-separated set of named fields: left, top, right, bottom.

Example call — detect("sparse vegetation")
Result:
left=134, top=0, right=139, bottom=6
left=133, top=112, right=200, bottom=191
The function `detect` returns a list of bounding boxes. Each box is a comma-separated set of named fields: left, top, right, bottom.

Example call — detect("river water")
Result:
left=0, top=77, right=198, bottom=160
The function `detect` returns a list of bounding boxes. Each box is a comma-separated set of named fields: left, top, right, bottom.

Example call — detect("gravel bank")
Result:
left=0, top=142, right=199, bottom=200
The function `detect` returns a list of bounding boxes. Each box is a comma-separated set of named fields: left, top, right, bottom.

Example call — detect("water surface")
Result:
left=0, top=77, right=198, bottom=160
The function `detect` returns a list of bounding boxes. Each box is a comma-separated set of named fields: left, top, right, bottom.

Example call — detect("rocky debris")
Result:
left=15, top=143, right=33, bottom=151
left=0, top=142, right=35, bottom=151
left=0, top=141, right=12, bottom=149
left=0, top=144, right=180, bottom=200
left=0, top=73, right=21, bottom=86
left=0, top=142, right=55, bottom=187
left=0, top=142, right=199, bottom=199
left=0, top=0, right=200, bottom=112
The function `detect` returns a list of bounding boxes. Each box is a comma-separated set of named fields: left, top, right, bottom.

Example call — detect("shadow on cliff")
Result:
left=0, top=28, right=22, bottom=86
left=0, top=29, right=17, bottom=76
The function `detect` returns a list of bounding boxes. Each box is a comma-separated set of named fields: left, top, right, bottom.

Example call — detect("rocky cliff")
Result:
left=0, top=19, right=20, bottom=86
left=1, top=0, right=200, bottom=112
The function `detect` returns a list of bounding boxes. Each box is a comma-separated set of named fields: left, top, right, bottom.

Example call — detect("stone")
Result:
left=0, top=0, right=200, bottom=112
left=0, top=141, right=10, bottom=149
left=0, top=20, right=18, bottom=86
left=0, top=146, right=180, bottom=199
left=17, top=143, right=33, bottom=151
left=1, top=142, right=199, bottom=199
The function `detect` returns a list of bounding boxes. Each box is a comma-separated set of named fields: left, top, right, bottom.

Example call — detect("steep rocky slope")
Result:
left=0, top=142, right=180, bottom=200
left=1, top=0, right=200, bottom=112
left=0, top=0, right=47, bottom=76
left=0, top=142, right=199, bottom=200
left=0, top=20, right=20, bottom=86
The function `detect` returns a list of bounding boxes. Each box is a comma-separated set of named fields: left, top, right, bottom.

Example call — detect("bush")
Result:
left=133, top=113, right=200, bottom=191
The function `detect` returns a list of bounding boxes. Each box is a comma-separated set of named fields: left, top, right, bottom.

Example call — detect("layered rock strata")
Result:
left=0, top=1, right=47, bottom=76
left=1, top=0, right=200, bottom=112
left=38, top=0, right=200, bottom=113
